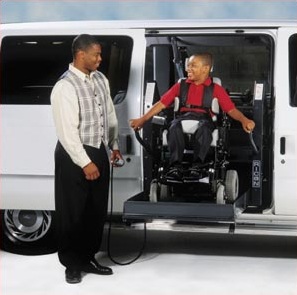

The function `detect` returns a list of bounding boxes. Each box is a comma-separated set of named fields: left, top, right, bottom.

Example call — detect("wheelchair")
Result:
left=146, top=86, right=239, bottom=205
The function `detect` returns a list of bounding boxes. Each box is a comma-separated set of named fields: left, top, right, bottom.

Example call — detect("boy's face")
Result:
left=186, top=56, right=210, bottom=82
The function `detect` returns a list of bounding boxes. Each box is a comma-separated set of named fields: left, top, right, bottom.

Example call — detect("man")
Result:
left=130, top=53, right=255, bottom=178
left=51, top=34, right=122, bottom=284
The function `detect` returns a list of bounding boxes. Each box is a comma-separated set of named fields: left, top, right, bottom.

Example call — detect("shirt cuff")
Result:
left=76, top=153, right=92, bottom=169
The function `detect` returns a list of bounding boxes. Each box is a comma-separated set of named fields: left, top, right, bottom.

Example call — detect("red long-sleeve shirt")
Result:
left=160, top=77, right=235, bottom=114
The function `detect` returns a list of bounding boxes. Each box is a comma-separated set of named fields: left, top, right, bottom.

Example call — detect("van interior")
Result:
left=123, top=32, right=274, bottom=224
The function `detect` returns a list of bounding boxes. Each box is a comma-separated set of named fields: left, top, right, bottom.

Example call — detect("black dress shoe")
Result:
left=82, top=259, right=113, bottom=275
left=65, top=268, right=82, bottom=284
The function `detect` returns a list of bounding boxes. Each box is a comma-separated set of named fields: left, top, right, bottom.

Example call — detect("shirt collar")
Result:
left=69, top=63, right=96, bottom=81
left=185, top=76, right=212, bottom=86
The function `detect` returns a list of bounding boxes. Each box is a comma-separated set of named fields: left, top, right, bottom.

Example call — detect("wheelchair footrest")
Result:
left=160, top=174, right=210, bottom=184
left=183, top=177, right=208, bottom=183
left=160, top=163, right=211, bottom=184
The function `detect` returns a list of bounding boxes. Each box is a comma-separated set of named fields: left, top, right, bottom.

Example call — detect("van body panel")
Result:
left=1, top=20, right=297, bottom=236
left=1, top=105, right=56, bottom=175
left=1, top=175, right=55, bottom=210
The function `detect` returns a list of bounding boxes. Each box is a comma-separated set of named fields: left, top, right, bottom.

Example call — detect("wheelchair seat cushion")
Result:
left=181, top=120, right=200, bottom=134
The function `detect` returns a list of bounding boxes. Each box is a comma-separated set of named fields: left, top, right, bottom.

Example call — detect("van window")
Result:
left=0, top=35, right=133, bottom=105
left=289, top=34, right=297, bottom=107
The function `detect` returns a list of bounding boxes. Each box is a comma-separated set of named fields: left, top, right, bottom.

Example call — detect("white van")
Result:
left=1, top=20, right=296, bottom=254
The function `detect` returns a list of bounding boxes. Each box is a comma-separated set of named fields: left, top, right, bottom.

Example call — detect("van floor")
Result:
left=2, top=226, right=297, bottom=295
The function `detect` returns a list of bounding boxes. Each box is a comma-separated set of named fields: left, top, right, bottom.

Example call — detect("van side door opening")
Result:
left=124, top=31, right=274, bottom=223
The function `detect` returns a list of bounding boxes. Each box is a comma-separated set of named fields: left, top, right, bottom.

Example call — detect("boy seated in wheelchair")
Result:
left=130, top=53, right=255, bottom=181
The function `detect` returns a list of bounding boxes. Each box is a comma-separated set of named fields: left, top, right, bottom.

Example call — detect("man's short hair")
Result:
left=72, top=34, right=100, bottom=58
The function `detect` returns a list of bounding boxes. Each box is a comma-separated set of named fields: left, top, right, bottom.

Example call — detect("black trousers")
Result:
left=54, top=141, right=110, bottom=270
left=168, top=112, right=214, bottom=165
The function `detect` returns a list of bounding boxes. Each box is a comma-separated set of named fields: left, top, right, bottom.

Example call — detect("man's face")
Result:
left=81, top=44, right=102, bottom=73
left=186, top=56, right=209, bottom=82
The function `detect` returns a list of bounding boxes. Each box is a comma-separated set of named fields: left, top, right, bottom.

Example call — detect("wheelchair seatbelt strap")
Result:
left=179, top=78, right=214, bottom=111
left=179, top=78, right=190, bottom=107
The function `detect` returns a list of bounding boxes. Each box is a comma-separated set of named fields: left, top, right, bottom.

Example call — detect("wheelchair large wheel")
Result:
left=149, top=180, right=171, bottom=202
left=225, top=170, right=239, bottom=202
left=159, top=184, right=170, bottom=201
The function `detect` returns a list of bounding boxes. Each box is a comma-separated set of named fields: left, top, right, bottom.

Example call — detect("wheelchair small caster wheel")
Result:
left=216, top=183, right=226, bottom=204
left=149, top=180, right=158, bottom=203
left=225, top=170, right=239, bottom=202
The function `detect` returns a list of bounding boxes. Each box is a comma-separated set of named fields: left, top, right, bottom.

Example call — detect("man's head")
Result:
left=72, top=34, right=102, bottom=74
left=186, top=53, right=213, bottom=84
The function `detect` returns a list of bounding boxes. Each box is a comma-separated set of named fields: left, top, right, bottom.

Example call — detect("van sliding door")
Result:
left=273, top=29, right=297, bottom=215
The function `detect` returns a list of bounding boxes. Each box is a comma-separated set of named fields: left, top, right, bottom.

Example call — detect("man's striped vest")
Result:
left=61, top=70, right=109, bottom=149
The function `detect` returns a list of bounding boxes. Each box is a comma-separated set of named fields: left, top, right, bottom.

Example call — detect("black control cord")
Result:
left=107, top=162, right=147, bottom=265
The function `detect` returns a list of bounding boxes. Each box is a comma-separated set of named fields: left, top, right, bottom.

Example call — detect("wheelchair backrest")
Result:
left=174, top=77, right=222, bottom=119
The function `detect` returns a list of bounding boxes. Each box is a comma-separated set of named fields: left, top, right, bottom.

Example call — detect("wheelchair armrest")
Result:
left=152, top=115, right=166, bottom=126
left=174, top=97, right=180, bottom=113
left=210, top=129, right=219, bottom=146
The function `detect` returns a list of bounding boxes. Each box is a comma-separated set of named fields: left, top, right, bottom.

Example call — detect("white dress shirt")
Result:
left=51, top=64, right=119, bottom=168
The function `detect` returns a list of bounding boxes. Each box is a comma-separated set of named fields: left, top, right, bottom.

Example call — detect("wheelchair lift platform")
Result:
left=123, top=192, right=247, bottom=224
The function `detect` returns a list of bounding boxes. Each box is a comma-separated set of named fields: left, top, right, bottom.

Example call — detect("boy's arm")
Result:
left=227, top=108, right=255, bottom=133
left=130, top=101, right=166, bottom=130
